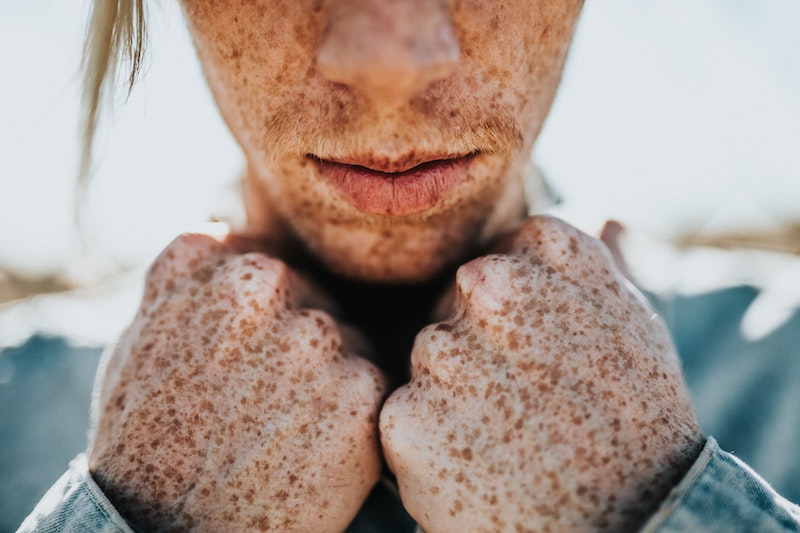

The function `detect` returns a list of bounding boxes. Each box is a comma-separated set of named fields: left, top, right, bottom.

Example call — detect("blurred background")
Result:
left=1, top=1, right=798, bottom=530
left=2, top=0, right=798, bottom=343
left=2, top=0, right=799, bottom=340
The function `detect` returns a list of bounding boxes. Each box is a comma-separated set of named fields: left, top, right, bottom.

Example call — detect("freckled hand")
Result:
left=88, top=234, right=388, bottom=532
left=380, top=216, right=704, bottom=533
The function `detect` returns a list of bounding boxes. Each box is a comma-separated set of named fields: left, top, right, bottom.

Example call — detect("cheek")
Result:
left=452, top=3, right=580, bottom=130
left=184, top=1, right=324, bottom=146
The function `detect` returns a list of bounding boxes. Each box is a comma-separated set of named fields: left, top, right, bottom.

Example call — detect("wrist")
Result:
left=606, top=428, right=706, bottom=531
left=88, top=454, right=190, bottom=532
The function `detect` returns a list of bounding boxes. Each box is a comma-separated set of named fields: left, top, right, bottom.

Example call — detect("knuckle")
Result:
left=282, top=308, right=345, bottom=358
left=455, top=256, right=534, bottom=339
left=296, top=308, right=338, bottom=336
left=409, top=321, right=460, bottom=382
left=169, top=232, right=225, bottom=254
left=227, top=253, right=292, bottom=287
left=217, top=253, right=295, bottom=311
left=379, top=388, right=415, bottom=452
left=409, top=323, right=439, bottom=375
left=510, top=215, right=611, bottom=274
left=455, top=256, right=508, bottom=313
left=145, top=233, right=229, bottom=289
left=343, top=357, right=388, bottom=403
left=229, top=253, right=292, bottom=287
left=156, top=233, right=228, bottom=270
left=379, top=388, right=431, bottom=485
left=512, top=215, right=579, bottom=257
left=378, top=396, right=400, bottom=442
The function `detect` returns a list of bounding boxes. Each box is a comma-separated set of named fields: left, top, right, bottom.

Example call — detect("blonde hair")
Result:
left=80, top=0, right=147, bottom=189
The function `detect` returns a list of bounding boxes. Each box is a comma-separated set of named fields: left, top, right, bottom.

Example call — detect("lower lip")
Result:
left=314, top=156, right=474, bottom=216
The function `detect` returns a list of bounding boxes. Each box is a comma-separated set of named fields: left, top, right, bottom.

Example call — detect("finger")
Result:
left=406, top=317, right=467, bottom=388
left=210, top=253, right=340, bottom=327
left=599, top=219, right=633, bottom=282
left=454, top=253, right=540, bottom=342
left=143, top=233, right=232, bottom=305
left=379, top=386, right=423, bottom=478
left=222, top=232, right=339, bottom=316
left=213, top=253, right=298, bottom=317
left=495, top=216, right=612, bottom=278
left=506, top=216, right=640, bottom=302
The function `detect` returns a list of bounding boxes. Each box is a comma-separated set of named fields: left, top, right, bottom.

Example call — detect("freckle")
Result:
left=191, top=265, right=215, bottom=284
left=449, top=499, right=464, bottom=516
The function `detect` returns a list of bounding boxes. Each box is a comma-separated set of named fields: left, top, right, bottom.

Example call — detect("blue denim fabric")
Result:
left=15, top=454, right=414, bottom=533
left=16, top=455, right=134, bottom=533
left=643, top=437, right=800, bottom=532
left=9, top=287, right=800, bottom=531
left=19, top=438, right=800, bottom=532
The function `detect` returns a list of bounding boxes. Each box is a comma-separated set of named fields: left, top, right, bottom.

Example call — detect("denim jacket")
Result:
left=10, top=282, right=800, bottom=532
left=17, top=437, right=800, bottom=532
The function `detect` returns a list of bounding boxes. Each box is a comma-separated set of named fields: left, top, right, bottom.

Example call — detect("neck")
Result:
left=287, top=244, right=454, bottom=385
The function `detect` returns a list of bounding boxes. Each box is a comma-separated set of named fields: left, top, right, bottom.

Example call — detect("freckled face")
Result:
left=180, top=0, right=584, bottom=282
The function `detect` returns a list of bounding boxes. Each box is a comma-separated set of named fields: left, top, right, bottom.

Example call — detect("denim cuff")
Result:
left=642, top=436, right=800, bottom=532
left=19, top=440, right=800, bottom=532
left=16, top=454, right=134, bottom=533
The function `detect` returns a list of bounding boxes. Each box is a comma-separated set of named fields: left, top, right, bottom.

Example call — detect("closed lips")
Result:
left=312, top=154, right=475, bottom=216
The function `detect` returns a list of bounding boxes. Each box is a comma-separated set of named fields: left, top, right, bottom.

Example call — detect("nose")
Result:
left=317, top=0, right=460, bottom=107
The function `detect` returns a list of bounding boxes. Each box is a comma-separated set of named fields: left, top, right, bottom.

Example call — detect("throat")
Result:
left=296, top=251, right=453, bottom=385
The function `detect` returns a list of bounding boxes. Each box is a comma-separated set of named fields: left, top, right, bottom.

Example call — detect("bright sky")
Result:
left=1, top=0, right=798, bottom=278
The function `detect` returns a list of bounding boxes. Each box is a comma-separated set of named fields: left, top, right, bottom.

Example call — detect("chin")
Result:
left=302, top=232, right=466, bottom=284
left=324, top=249, right=461, bottom=284
left=292, top=211, right=491, bottom=284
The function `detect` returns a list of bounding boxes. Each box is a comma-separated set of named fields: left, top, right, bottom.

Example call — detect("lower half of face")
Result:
left=248, top=150, right=529, bottom=282
left=183, top=0, right=583, bottom=282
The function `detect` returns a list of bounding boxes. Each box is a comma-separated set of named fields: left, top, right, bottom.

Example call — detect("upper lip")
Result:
left=308, top=152, right=477, bottom=174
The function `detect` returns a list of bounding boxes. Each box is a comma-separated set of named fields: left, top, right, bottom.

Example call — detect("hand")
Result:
left=89, top=233, right=387, bottom=532
left=380, top=215, right=703, bottom=532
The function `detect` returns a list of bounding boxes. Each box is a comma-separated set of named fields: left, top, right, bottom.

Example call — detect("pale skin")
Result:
left=90, top=235, right=387, bottom=532
left=88, top=0, right=704, bottom=531
left=380, top=216, right=703, bottom=532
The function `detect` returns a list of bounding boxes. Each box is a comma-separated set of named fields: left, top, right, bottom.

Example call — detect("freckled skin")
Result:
left=180, top=0, right=583, bottom=282
left=380, top=216, right=704, bottom=532
left=89, top=235, right=387, bottom=532
left=88, top=1, right=706, bottom=531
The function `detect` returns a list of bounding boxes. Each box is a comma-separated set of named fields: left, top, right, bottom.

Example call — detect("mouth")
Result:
left=310, top=153, right=476, bottom=216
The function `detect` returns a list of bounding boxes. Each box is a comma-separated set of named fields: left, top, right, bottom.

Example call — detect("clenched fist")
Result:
left=380, top=216, right=703, bottom=532
left=89, top=234, right=387, bottom=532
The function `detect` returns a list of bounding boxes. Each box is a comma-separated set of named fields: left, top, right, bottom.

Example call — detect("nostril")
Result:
left=316, top=0, right=459, bottom=105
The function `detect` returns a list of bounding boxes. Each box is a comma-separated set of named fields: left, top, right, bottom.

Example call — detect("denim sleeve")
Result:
left=14, top=455, right=415, bottom=533
left=16, top=455, right=134, bottom=533
left=19, top=439, right=800, bottom=533
left=642, top=437, right=800, bottom=532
